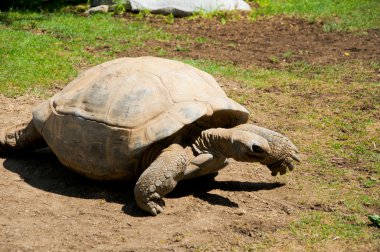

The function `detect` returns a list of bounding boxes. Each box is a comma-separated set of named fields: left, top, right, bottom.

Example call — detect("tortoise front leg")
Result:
left=134, top=144, right=191, bottom=215
left=183, top=153, right=228, bottom=180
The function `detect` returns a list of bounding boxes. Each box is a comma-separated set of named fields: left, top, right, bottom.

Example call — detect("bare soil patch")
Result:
left=121, top=15, right=380, bottom=67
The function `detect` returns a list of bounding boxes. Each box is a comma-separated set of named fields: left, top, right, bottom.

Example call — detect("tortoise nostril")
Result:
left=252, top=145, right=264, bottom=153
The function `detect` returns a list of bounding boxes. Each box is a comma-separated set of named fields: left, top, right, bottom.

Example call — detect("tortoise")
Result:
left=0, top=57, right=300, bottom=215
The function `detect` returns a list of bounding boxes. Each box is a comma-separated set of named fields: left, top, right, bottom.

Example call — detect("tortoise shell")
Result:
left=32, top=57, right=249, bottom=180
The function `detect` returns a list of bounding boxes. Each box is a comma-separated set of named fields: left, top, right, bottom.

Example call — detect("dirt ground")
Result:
left=121, top=15, right=380, bottom=68
left=1, top=16, right=379, bottom=251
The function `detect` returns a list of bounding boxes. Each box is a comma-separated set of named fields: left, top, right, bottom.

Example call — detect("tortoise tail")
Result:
left=0, top=120, right=47, bottom=157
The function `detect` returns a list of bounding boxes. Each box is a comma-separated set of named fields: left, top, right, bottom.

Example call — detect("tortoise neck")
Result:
left=192, top=128, right=234, bottom=157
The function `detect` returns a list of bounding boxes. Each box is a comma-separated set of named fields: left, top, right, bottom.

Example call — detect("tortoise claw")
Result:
left=144, top=193, right=165, bottom=216
left=291, top=152, right=301, bottom=162
left=147, top=201, right=164, bottom=216
left=268, top=157, right=296, bottom=176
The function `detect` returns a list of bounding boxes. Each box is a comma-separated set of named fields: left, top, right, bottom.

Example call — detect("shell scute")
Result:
left=160, top=68, right=226, bottom=103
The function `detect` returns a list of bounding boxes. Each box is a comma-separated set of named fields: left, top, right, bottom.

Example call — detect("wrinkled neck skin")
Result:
left=192, top=127, right=272, bottom=163
left=192, top=128, right=243, bottom=158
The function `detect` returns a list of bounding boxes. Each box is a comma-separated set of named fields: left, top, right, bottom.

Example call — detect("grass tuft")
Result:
left=0, top=12, right=171, bottom=96
left=250, top=0, right=380, bottom=31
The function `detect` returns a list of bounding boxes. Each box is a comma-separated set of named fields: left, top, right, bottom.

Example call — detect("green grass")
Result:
left=244, top=211, right=379, bottom=251
left=291, top=212, right=364, bottom=242
left=183, top=59, right=294, bottom=89
left=0, top=12, right=171, bottom=96
left=251, top=0, right=380, bottom=31
left=0, top=27, right=75, bottom=96
left=287, top=212, right=375, bottom=248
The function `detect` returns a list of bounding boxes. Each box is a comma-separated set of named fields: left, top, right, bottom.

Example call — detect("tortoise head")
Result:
left=193, top=125, right=300, bottom=176
left=231, top=124, right=301, bottom=176
left=228, top=130, right=272, bottom=163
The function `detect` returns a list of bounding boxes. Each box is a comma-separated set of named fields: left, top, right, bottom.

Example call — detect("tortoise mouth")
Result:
left=243, top=152, right=266, bottom=162
left=267, top=160, right=283, bottom=169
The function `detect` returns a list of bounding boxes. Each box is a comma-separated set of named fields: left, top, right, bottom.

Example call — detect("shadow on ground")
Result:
left=2, top=148, right=284, bottom=216
left=0, top=0, right=87, bottom=11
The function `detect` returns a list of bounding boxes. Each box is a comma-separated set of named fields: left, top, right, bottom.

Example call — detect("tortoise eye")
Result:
left=252, top=145, right=264, bottom=153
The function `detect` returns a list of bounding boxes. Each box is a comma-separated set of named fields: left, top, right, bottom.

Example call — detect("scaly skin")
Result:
left=134, top=144, right=192, bottom=215
left=0, top=120, right=46, bottom=157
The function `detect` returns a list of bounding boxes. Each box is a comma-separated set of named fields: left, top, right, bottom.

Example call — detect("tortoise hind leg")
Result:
left=0, top=120, right=47, bottom=156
